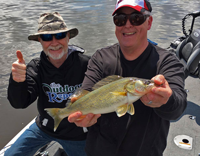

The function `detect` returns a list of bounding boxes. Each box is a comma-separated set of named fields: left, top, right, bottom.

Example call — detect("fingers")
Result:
left=68, top=111, right=101, bottom=127
left=16, top=50, right=25, bottom=64
left=12, top=70, right=26, bottom=82
left=140, top=93, right=164, bottom=108
left=83, top=114, right=101, bottom=127
left=151, top=75, right=172, bottom=98
left=140, top=74, right=172, bottom=108
left=68, top=111, right=82, bottom=122
left=152, top=74, right=164, bottom=85
left=11, top=50, right=26, bottom=82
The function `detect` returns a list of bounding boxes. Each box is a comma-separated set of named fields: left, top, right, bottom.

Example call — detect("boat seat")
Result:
left=176, top=28, right=200, bottom=79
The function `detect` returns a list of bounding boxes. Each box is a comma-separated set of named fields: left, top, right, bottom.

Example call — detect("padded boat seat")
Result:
left=176, top=28, right=200, bottom=79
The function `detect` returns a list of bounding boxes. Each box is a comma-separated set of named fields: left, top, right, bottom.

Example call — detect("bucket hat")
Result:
left=112, top=0, right=152, bottom=15
left=28, top=12, right=78, bottom=41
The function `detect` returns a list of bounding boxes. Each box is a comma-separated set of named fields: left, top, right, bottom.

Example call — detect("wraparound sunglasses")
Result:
left=40, top=32, right=67, bottom=41
left=113, top=12, right=150, bottom=27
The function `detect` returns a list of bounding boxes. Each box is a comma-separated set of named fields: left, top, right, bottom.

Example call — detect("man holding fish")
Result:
left=6, top=12, right=90, bottom=156
left=68, top=0, right=187, bottom=156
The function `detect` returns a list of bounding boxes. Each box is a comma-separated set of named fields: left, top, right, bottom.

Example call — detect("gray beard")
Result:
left=46, top=50, right=66, bottom=60
left=44, top=45, right=67, bottom=60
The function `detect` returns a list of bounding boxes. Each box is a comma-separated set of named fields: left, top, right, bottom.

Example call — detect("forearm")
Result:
left=7, top=74, right=37, bottom=108
left=154, top=89, right=187, bottom=120
left=155, top=61, right=187, bottom=120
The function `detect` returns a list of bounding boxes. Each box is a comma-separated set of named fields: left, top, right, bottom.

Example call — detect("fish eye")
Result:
left=144, top=80, right=151, bottom=85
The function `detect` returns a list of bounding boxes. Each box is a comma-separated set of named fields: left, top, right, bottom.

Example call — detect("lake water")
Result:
left=0, top=0, right=200, bottom=150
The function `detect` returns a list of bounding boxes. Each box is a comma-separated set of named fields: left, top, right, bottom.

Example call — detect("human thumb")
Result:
left=16, top=50, right=25, bottom=64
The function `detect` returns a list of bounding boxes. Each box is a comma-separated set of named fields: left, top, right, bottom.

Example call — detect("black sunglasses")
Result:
left=113, top=13, right=150, bottom=27
left=40, top=32, right=67, bottom=41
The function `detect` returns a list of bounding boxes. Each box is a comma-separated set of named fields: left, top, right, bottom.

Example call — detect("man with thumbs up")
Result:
left=6, top=12, right=90, bottom=156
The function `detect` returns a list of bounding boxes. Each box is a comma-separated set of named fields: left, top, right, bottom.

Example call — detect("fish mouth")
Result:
left=144, top=80, right=155, bottom=85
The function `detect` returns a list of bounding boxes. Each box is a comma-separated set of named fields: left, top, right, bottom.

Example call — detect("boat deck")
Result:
left=164, top=75, right=200, bottom=155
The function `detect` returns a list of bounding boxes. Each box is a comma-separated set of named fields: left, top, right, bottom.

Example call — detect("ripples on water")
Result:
left=0, top=0, right=199, bottom=97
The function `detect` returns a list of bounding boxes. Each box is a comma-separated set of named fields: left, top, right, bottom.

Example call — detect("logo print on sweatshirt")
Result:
left=42, top=82, right=82, bottom=103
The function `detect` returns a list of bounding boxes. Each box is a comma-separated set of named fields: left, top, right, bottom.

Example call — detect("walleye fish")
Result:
left=45, top=75, right=155, bottom=131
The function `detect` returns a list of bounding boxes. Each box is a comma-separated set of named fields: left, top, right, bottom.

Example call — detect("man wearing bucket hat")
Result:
left=6, top=12, right=90, bottom=156
left=68, top=0, right=187, bottom=156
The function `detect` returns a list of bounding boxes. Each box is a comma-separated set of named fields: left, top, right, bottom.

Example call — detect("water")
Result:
left=0, top=0, right=200, bottom=150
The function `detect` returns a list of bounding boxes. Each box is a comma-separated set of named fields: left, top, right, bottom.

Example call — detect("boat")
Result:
left=0, top=117, right=68, bottom=156
left=0, top=11, right=200, bottom=156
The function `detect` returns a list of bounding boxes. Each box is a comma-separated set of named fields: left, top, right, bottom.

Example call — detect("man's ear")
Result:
left=38, top=36, right=41, bottom=42
left=147, top=16, right=153, bottom=30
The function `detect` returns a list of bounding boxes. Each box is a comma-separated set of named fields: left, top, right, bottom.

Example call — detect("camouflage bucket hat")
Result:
left=28, top=12, right=78, bottom=42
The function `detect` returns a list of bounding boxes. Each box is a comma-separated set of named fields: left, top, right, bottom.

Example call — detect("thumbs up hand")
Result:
left=12, top=50, right=27, bottom=82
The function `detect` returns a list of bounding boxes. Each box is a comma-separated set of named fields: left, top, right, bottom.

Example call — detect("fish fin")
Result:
left=93, top=75, right=123, bottom=90
left=44, top=108, right=64, bottom=132
left=67, top=88, right=90, bottom=106
left=127, top=104, right=135, bottom=115
left=116, top=104, right=128, bottom=117
left=111, top=92, right=127, bottom=96
left=69, top=88, right=90, bottom=100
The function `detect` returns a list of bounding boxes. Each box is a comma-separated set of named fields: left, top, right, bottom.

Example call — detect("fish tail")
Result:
left=44, top=108, right=64, bottom=132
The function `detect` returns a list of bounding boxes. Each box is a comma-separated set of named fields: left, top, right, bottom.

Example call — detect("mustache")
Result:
left=47, top=45, right=63, bottom=50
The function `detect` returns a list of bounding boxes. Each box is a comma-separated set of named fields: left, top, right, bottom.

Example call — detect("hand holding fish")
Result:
left=45, top=75, right=155, bottom=131
left=68, top=110, right=101, bottom=127
left=12, top=50, right=26, bottom=82
left=140, top=75, right=172, bottom=108
left=68, top=96, right=101, bottom=127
